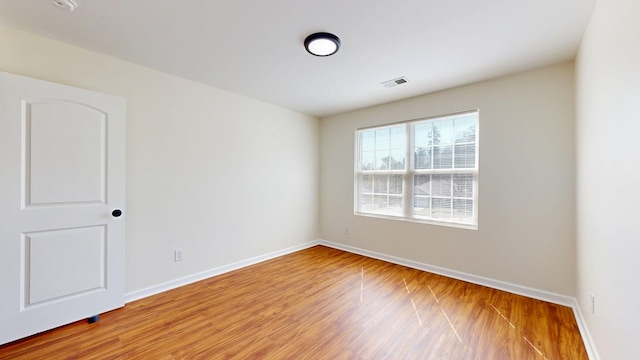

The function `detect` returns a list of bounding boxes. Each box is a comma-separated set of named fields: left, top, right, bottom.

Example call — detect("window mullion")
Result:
left=450, top=121, right=456, bottom=221
left=387, top=173, right=390, bottom=212
left=404, top=123, right=413, bottom=218
left=450, top=174, right=454, bottom=220
left=355, top=134, right=361, bottom=213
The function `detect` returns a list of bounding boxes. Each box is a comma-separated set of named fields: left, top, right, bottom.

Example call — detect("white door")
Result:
left=0, top=72, right=126, bottom=345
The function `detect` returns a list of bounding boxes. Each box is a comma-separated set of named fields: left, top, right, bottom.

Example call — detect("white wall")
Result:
left=576, top=0, right=640, bottom=358
left=0, top=25, right=320, bottom=293
left=320, top=63, right=576, bottom=295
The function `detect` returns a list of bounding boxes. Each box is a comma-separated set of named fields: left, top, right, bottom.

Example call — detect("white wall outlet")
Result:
left=174, top=249, right=183, bottom=262
left=590, top=293, right=595, bottom=315
left=344, top=227, right=349, bottom=235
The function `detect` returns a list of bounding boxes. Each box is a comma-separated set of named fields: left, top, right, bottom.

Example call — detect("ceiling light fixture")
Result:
left=304, top=32, right=341, bottom=57
left=52, top=0, right=78, bottom=11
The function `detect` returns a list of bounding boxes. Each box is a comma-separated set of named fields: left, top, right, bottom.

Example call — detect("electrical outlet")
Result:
left=590, top=293, right=595, bottom=315
left=174, top=249, right=183, bottom=262
left=344, top=227, right=349, bottom=235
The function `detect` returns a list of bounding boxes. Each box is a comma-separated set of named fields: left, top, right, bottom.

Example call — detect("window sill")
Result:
left=354, top=211, right=478, bottom=231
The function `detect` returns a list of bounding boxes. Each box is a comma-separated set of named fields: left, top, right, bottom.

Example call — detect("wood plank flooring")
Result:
left=0, top=245, right=588, bottom=359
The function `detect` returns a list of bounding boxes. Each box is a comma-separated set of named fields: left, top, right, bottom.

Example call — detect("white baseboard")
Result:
left=319, top=239, right=574, bottom=305
left=570, top=298, right=601, bottom=360
left=124, top=240, right=320, bottom=303
left=319, top=239, right=600, bottom=360
left=125, top=238, right=598, bottom=359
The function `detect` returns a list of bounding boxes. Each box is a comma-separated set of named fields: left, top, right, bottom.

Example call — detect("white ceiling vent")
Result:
left=381, top=77, right=409, bottom=88
left=52, top=0, right=78, bottom=11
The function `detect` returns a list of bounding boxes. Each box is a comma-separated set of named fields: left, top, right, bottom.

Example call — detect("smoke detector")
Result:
left=381, top=77, right=409, bottom=88
left=52, top=0, right=78, bottom=11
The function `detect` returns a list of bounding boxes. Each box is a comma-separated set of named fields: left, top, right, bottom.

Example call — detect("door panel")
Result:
left=0, top=71, right=126, bottom=345
left=25, top=226, right=106, bottom=306
left=26, top=101, right=107, bottom=205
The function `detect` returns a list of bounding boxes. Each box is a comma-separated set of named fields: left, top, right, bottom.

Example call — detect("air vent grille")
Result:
left=381, top=77, right=409, bottom=88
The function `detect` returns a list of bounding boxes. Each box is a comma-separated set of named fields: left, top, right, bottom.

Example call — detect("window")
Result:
left=355, top=111, right=478, bottom=228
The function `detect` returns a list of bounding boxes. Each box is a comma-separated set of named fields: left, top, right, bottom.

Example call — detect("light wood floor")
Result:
left=0, top=245, right=587, bottom=359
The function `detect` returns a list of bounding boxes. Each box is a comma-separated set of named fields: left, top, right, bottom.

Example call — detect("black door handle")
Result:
left=112, top=209, right=122, bottom=217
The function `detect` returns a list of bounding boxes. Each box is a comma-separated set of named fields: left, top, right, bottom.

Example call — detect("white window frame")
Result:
left=354, top=110, right=479, bottom=229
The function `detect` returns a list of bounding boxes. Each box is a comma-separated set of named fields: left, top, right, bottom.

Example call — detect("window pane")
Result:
left=433, top=120, right=454, bottom=145
left=361, top=150, right=375, bottom=170
left=432, top=174, right=451, bottom=197
left=455, top=116, right=476, bottom=143
left=414, top=122, right=435, bottom=170
left=414, top=123, right=431, bottom=147
left=360, top=174, right=373, bottom=193
left=389, top=175, right=403, bottom=194
left=432, top=198, right=452, bottom=219
left=374, top=195, right=388, bottom=209
left=453, top=199, right=473, bottom=222
left=415, top=147, right=431, bottom=169
left=375, top=150, right=390, bottom=170
left=360, top=126, right=408, bottom=171
left=375, top=129, right=390, bottom=149
left=361, top=131, right=375, bottom=151
left=373, top=175, right=388, bottom=193
left=454, top=144, right=475, bottom=169
left=414, top=174, right=431, bottom=195
left=433, top=145, right=453, bottom=169
left=360, top=193, right=373, bottom=212
left=389, top=196, right=403, bottom=209
left=413, top=196, right=431, bottom=217
left=361, top=193, right=373, bottom=205
left=373, top=128, right=390, bottom=170
left=370, top=195, right=403, bottom=216
left=389, top=149, right=405, bottom=170
left=390, top=126, right=406, bottom=149
left=453, top=174, right=473, bottom=198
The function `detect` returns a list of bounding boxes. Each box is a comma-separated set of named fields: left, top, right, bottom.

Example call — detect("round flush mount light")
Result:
left=304, top=32, right=341, bottom=57
left=52, top=0, right=78, bottom=11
